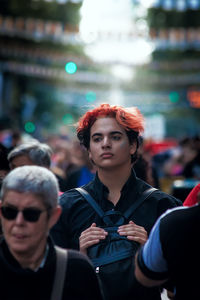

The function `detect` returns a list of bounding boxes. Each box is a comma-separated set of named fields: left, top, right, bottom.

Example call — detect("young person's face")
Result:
left=88, top=117, right=136, bottom=170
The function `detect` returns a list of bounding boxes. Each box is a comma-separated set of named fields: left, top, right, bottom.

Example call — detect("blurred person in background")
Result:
left=133, top=137, right=159, bottom=188
left=180, top=136, right=200, bottom=179
left=9, top=130, right=22, bottom=150
left=0, top=143, right=10, bottom=235
left=151, top=136, right=200, bottom=201
left=7, top=141, right=67, bottom=193
left=0, top=129, right=22, bottom=151
left=0, top=165, right=104, bottom=300
left=50, top=138, right=87, bottom=186
left=162, top=136, right=200, bottom=179
left=51, top=139, right=73, bottom=180
left=64, top=139, right=96, bottom=190
left=0, top=143, right=10, bottom=190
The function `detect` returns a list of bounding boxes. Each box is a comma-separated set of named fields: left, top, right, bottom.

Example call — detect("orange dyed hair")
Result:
left=77, top=103, right=144, bottom=150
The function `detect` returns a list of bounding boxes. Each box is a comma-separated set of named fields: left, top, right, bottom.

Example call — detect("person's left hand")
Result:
left=117, top=221, right=147, bottom=245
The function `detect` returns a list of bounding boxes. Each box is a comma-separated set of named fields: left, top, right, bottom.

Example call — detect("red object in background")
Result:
left=144, top=139, right=178, bottom=156
left=183, top=183, right=200, bottom=206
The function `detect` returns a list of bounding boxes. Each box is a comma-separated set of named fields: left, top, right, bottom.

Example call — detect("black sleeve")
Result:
left=50, top=196, right=71, bottom=249
left=50, top=219, right=69, bottom=249
left=156, top=192, right=182, bottom=218
left=63, top=250, right=105, bottom=300
left=137, top=247, right=169, bottom=281
left=65, top=168, right=81, bottom=190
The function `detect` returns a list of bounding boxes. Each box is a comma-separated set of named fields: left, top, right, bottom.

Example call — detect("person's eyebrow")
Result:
left=110, top=131, right=123, bottom=135
left=91, top=131, right=123, bottom=138
left=91, top=133, right=102, bottom=138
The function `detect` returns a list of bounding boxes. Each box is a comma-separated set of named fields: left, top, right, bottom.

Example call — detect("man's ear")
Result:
left=48, top=205, right=62, bottom=229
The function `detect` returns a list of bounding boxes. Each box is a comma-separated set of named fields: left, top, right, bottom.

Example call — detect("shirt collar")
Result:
left=34, top=244, right=49, bottom=272
left=94, top=168, right=137, bottom=191
left=93, top=168, right=138, bottom=207
left=1, top=237, right=50, bottom=272
left=121, top=168, right=137, bottom=193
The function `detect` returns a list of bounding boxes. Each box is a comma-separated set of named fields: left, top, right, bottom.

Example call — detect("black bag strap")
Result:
left=76, top=186, right=158, bottom=224
left=51, top=246, right=68, bottom=300
left=123, top=187, right=158, bottom=219
left=76, top=187, right=105, bottom=218
left=76, top=187, right=112, bottom=226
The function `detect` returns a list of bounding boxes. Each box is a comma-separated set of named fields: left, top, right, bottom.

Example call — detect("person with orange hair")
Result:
left=51, top=103, right=181, bottom=300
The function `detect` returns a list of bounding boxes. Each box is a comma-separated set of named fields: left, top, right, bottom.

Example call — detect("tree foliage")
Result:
left=147, top=7, right=200, bottom=29
left=0, top=0, right=82, bottom=25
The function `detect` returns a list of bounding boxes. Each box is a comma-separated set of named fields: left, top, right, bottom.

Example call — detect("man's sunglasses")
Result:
left=1, top=206, right=49, bottom=222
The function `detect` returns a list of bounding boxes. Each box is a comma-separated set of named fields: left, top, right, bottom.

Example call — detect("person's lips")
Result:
left=13, top=234, right=27, bottom=240
left=101, top=152, right=113, bottom=158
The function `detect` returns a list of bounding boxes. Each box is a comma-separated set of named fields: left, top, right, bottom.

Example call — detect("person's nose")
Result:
left=102, top=137, right=111, bottom=148
left=15, top=211, right=25, bottom=224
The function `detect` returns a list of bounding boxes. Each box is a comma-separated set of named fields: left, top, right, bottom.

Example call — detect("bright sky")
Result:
left=79, top=0, right=154, bottom=65
left=80, top=0, right=133, bottom=33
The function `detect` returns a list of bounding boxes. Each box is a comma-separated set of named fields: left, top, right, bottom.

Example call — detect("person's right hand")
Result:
left=79, top=223, right=108, bottom=255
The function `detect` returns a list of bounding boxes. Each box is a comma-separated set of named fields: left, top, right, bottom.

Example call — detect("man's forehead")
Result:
left=3, top=190, right=42, bottom=207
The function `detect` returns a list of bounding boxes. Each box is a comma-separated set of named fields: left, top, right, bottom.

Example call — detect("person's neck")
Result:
left=98, top=165, right=132, bottom=205
left=9, top=241, right=47, bottom=271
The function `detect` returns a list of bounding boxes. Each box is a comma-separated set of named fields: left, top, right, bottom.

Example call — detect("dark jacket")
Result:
left=51, top=170, right=181, bottom=249
left=0, top=237, right=104, bottom=300
left=51, top=170, right=181, bottom=300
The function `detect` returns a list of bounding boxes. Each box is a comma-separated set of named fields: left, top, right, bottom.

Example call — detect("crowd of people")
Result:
left=0, top=103, right=199, bottom=299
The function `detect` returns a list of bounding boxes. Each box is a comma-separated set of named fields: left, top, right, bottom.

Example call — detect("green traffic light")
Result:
left=65, top=62, right=77, bottom=74
left=169, top=91, right=179, bottom=103
left=86, top=91, right=96, bottom=102
left=62, top=114, right=74, bottom=124
left=24, top=122, right=36, bottom=133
